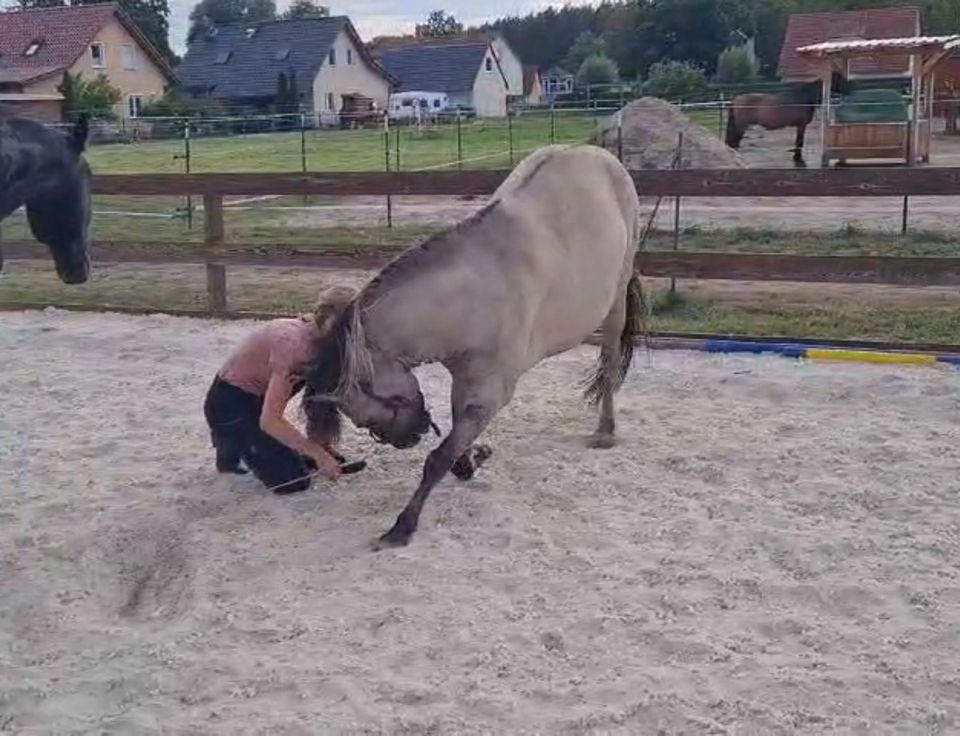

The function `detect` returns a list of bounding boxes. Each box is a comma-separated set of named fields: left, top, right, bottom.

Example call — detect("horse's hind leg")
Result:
left=587, top=294, right=628, bottom=450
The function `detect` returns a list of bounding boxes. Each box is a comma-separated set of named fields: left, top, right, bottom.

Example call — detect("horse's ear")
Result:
left=69, top=114, right=89, bottom=155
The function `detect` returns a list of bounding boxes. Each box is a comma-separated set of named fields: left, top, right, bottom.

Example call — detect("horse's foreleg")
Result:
left=376, top=375, right=509, bottom=549
left=793, top=124, right=806, bottom=162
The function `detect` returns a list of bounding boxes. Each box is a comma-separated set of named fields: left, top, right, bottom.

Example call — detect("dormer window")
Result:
left=24, top=40, right=41, bottom=57
left=90, top=42, right=105, bottom=68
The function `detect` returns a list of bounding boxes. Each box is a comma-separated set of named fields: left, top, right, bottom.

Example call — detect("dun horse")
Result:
left=0, top=111, right=92, bottom=283
left=725, top=76, right=846, bottom=166
left=305, top=145, right=643, bottom=548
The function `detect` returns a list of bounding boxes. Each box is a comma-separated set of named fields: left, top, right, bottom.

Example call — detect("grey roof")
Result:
left=177, top=16, right=392, bottom=100
left=375, top=42, right=492, bottom=94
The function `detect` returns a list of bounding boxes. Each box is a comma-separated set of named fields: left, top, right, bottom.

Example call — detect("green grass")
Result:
left=6, top=230, right=960, bottom=344
left=87, top=112, right=603, bottom=174
left=645, top=287, right=960, bottom=344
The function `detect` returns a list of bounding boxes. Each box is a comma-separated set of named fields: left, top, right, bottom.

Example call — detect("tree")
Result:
left=577, top=54, right=619, bottom=88
left=565, top=30, right=607, bottom=75
left=415, top=10, right=463, bottom=37
left=715, top=46, right=758, bottom=84
left=114, top=0, right=175, bottom=64
left=642, top=60, right=709, bottom=101
left=282, top=0, right=329, bottom=19
left=58, top=71, right=122, bottom=120
left=187, top=0, right=277, bottom=42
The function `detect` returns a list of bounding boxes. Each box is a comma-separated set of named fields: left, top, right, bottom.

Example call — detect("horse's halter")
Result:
left=358, top=381, right=441, bottom=442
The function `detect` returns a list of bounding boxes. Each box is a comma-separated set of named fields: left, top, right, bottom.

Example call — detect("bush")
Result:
left=715, top=47, right=758, bottom=85
left=577, top=54, right=619, bottom=88
left=641, top=60, right=709, bottom=102
left=58, top=71, right=122, bottom=120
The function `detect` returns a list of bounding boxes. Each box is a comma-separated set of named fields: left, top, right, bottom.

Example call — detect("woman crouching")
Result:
left=203, top=285, right=363, bottom=493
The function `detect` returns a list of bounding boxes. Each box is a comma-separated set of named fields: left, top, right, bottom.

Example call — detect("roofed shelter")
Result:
left=797, top=35, right=960, bottom=166
left=779, top=6, right=921, bottom=81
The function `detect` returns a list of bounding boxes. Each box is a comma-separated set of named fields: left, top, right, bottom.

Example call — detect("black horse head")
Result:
left=0, top=112, right=92, bottom=284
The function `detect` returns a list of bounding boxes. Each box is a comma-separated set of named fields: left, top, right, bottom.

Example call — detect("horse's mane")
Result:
left=303, top=146, right=562, bottom=405
left=361, top=199, right=500, bottom=304
left=360, top=147, right=561, bottom=304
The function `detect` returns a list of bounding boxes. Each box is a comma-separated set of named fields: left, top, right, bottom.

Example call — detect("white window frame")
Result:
left=90, top=42, right=105, bottom=69
left=128, top=95, right=143, bottom=119
left=121, top=43, right=137, bottom=71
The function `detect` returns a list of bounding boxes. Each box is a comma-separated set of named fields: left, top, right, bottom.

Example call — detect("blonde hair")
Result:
left=310, top=284, right=358, bottom=332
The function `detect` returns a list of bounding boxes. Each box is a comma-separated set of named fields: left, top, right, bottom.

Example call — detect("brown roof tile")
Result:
left=0, top=4, right=174, bottom=85
left=778, top=7, right=921, bottom=80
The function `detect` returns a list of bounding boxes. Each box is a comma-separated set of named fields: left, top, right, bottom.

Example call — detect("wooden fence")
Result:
left=7, top=167, right=960, bottom=316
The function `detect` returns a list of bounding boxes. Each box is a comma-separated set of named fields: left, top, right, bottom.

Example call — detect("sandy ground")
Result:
left=3, top=310, right=960, bottom=733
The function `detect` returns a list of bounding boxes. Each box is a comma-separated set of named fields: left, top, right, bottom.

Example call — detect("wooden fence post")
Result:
left=204, top=193, right=227, bottom=316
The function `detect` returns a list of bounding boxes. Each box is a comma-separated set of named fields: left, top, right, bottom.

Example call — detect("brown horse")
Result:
left=725, top=77, right=846, bottom=166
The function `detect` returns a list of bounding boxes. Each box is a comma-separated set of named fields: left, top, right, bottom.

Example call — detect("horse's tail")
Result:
left=724, top=104, right=740, bottom=149
left=69, top=113, right=89, bottom=155
left=583, top=269, right=643, bottom=405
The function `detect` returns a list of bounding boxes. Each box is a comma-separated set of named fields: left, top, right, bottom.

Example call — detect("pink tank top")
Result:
left=219, top=318, right=319, bottom=396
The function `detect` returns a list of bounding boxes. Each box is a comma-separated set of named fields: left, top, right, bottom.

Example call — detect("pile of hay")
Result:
left=595, top=97, right=746, bottom=169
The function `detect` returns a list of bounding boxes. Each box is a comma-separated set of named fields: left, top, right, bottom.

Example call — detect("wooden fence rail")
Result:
left=9, top=167, right=960, bottom=316
left=91, top=167, right=960, bottom=197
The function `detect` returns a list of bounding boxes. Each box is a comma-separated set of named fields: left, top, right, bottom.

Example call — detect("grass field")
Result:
left=6, top=105, right=958, bottom=344
left=87, top=111, right=604, bottom=174
left=5, top=226, right=960, bottom=344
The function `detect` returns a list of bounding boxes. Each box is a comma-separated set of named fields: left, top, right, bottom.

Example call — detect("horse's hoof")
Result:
left=587, top=433, right=617, bottom=450
left=373, top=528, right=411, bottom=550
left=451, top=444, right=493, bottom=481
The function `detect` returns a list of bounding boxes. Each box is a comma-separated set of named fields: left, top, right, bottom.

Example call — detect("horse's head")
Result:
left=22, top=115, right=92, bottom=284
left=306, top=304, right=433, bottom=450
left=349, top=353, right=432, bottom=449
left=27, top=157, right=92, bottom=284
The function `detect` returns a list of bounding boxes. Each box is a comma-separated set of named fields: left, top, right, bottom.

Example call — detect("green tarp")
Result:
left=834, top=88, right=909, bottom=124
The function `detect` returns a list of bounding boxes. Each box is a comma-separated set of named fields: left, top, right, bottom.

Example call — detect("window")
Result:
left=128, top=95, right=143, bottom=119
left=275, top=48, right=290, bottom=61
left=215, top=51, right=231, bottom=65
left=121, top=44, right=137, bottom=70
left=433, top=98, right=441, bottom=108
left=328, top=48, right=336, bottom=65
left=90, top=42, right=105, bottom=68
left=326, top=92, right=335, bottom=110
left=347, top=48, right=353, bottom=65
left=485, top=56, right=492, bottom=72
left=24, top=40, right=41, bottom=57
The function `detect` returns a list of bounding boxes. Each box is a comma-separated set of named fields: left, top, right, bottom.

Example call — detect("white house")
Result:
left=375, top=40, right=509, bottom=118
left=487, top=34, right=523, bottom=102
left=177, top=16, right=397, bottom=125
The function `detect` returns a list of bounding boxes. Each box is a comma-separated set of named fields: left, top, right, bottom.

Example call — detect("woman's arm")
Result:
left=260, top=371, right=340, bottom=481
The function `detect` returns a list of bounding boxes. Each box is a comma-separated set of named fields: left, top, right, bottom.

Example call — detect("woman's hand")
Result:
left=309, top=447, right=342, bottom=483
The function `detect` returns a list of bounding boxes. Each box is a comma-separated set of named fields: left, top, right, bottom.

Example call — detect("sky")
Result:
left=167, top=0, right=593, bottom=54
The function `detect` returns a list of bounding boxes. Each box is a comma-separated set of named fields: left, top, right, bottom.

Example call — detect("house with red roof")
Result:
left=0, top=3, right=175, bottom=122
left=778, top=6, right=921, bottom=81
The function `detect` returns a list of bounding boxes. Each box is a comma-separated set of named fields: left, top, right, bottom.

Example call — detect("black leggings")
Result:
left=203, top=376, right=316, bottom=493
